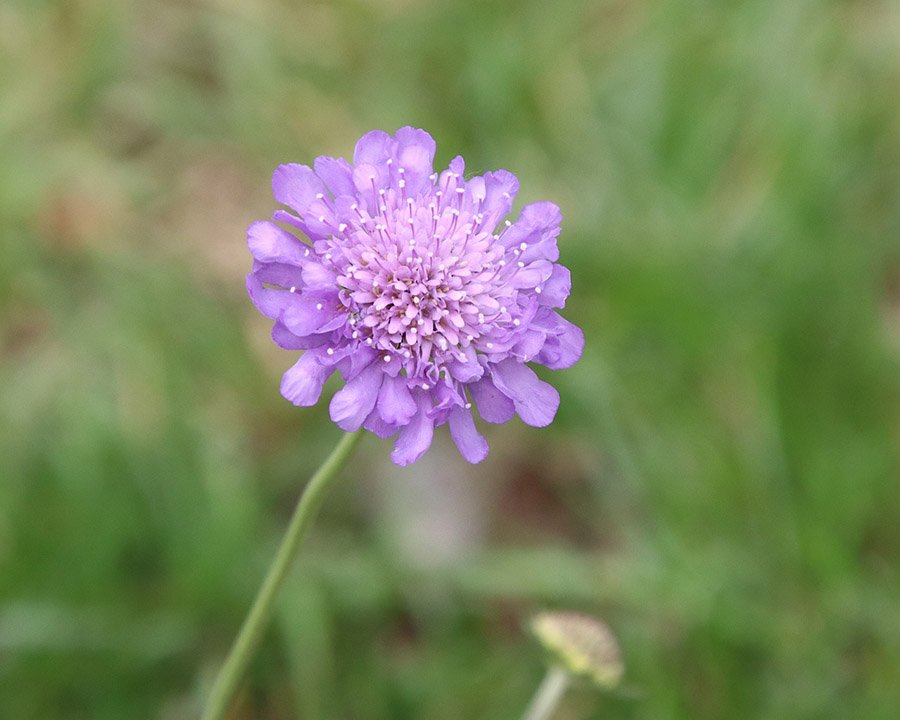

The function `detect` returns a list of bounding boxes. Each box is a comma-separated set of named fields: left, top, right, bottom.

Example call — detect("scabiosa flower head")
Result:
left=247, top=127, right=583, bottom=465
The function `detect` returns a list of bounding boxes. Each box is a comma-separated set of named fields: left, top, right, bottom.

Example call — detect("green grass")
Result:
left=1, top=0, right=899, bottom=718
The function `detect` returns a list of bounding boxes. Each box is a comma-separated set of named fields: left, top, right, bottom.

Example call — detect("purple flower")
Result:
left=247, top=127, right=583, bottom=465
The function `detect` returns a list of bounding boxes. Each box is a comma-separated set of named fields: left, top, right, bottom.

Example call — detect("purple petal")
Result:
left=247, top=221, right=312, bottom=265
left=448, top=346, right=483, bottom=382
left=301, top=261, right=337, bottom=289
left=539, top=265, right=571, bottom=308
left=490, top=359, right=560, bottom=427
left=333, top=345, right=379, bottom=381
left=314, top=155, right=355, bottom=197
left=280, top=350, right=335, bottom=406
left=329, top=361, right=384, bottom=431
left=464, top=176, right=486, bottom=212
left=363, top=410, right=399, bottom=439
left=352, top=162, right=388, bottom=201
left=252, top=262, right=304, bottom=290
left=272, top=321, right=328, bottom=350
left=353, top=130, right=392, bottom=166
left=449, top=155, right=465, bottom=176
left=271, top=210, right=327, bottom=242
left=448, top=406, right=489, bottom=464
left=510, top=260, right=554, bottom=289
left=377, top=375, right=417, bottom=425
left=390, top=393, right=435, bottom=466
left=535, top=314, right=584, bottom=370
left=500, top=202, right=561, bottom=260
left=393, top=126, right=436, bottom=193
left=246, top=273, right=294, bottom=320
left=481, top=170, right=519, bottom=222
left=281, top=290, right=342, bottom=336
left=272, top=164, right=326, bottom=216
left=511, top=329, right=547, bottom=362
left=469, top=376, right=516, bottom=424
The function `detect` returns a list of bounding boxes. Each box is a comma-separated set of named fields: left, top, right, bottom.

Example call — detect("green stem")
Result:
left=520, top=666, right=570, bottom=720
left=201, top=430, right=363, bottom=720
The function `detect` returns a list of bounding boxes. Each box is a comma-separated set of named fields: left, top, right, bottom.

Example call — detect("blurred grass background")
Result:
left=2, top=0, right=899, bottom=718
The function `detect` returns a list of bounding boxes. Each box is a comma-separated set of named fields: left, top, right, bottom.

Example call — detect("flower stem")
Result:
left=520, top=666, right=570, bottom=720
left=201, top=430, right=363, bottom=720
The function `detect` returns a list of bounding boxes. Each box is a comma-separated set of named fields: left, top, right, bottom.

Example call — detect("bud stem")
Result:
left=520, top=666, right=571, bottom=720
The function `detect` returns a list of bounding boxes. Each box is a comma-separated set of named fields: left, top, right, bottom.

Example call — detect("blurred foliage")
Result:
left=1, top=0, right=899, bottom=718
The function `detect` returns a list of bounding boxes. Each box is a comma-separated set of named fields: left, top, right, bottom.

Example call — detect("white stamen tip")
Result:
left=315, top=193, right=324, bottom=200
left=422, top=383, right=430, bottom=390
left=289, top=286, right=296, bottom=293
left=326, top=348, right=335, bottom=355
left=316, top=303, right=323, bottom=310
left=383, top=355, right=391, bottom=362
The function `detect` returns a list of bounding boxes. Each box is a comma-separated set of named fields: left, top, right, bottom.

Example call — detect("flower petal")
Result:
left=469, top=376, right=516, bottom=424
left=246, top=272, right=294, bottom=320
left=393, top=126, right=436, bottom=193
left=448, top=406, right=489, bottom=464
left=314, top=155, right=355, bottom=197
left=501, top=201, right=561, bottom=261
left=510, top=260, right=554, bottom=289
left=301, top=261, right=337, bottom=288
left=353, top=130, right=392, bottom=166
left=272, top=321, right=328, bottom=350
left=535, top=313, right=584, bottom=370
left=390, top=393, right=435, bottom=466
left=490, top=359, right=560, bottom=427
left=272, top=164, right=326, bottom=216
left=329, top=361, right=383, bottom=431
left=280, top=350, right=335, bottom=406
left=448, top=346, right=483, bottom=382
left=282, top=291, right=342, bottom=336
left=363, top=410, right=399, bottom=439
left=481, top=170, right=519, bottom=223
left=511, top=329, right=547, bottom=362
left=247, top=221, right=313, bottom=265
left=377, top=375, right=417, bottom=425
left=539, top=264, right=571, bottom=308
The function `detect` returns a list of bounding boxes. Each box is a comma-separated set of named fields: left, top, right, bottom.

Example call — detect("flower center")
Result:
left=332, top=180, right=516, bottom=380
